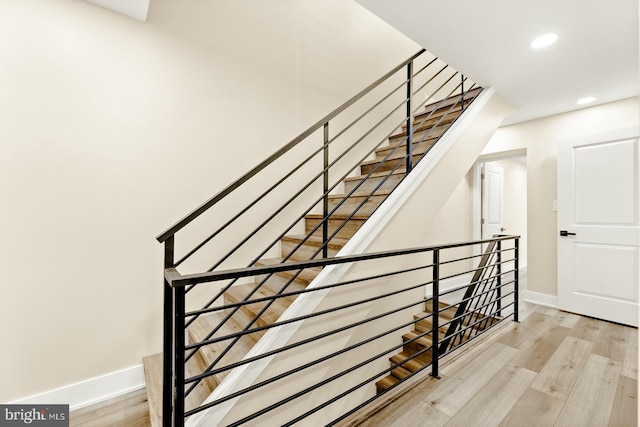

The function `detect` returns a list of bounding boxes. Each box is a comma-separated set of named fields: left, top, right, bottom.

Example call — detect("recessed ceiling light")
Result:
left=530, top=33, right=558, bottom=49
left=577, top=96, right=597, bottom=105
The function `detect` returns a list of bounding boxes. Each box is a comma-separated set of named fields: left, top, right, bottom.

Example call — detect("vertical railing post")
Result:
left=514, top=237, right=520, bottom=323
left=496, top=239, right=502, bottom=317
left=174, top=285, right=186, bottom=427
left=162, top=236, right=174, bottom=427
left=405, top=61, right=414, bottom=173
left=431, top=249, right=440, bottom=379
left=460, top=74, right=465, bottom=111
left=322, top=122, right=329, bottom=259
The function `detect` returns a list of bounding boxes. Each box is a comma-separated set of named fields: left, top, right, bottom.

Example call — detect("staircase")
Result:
left=144, top=87, right=483, bottom=426
left=375, top=300, right=501, bottom=393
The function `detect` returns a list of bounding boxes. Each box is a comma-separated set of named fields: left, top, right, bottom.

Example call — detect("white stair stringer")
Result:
left=187, top=87, right=514, bottom=427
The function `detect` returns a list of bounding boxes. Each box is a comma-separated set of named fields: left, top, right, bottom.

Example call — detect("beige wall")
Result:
left=0, top=0, right=420, bottom=402
left=482, top=97, right=639, bottom=297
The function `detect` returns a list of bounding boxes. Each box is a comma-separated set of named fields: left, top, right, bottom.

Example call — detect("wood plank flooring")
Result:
left=343, top=302, right=638, bottom=427
left=69, top=303, right=638, bottom=426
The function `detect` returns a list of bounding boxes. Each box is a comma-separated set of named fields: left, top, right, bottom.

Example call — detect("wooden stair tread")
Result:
left=403, top=329, right=446, bottom=346
left=305, top=213, right=370, bottom=221
left=344, top=169, right=406, bottom=183
left=388, top=122, right=450, bottom=143
left=328, top=190, right=392, bottom=200
left=389, top=351, right=432, bottom=373
left=363, top=149, right=430, bottom=167
left=281, top=233, right=348, bottom=248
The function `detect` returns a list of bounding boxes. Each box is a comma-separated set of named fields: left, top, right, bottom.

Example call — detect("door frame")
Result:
left=472, top=149, right=528, bottom=258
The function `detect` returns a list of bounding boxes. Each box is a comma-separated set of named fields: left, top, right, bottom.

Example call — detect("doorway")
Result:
left=473, top=154, right=528, bottom=269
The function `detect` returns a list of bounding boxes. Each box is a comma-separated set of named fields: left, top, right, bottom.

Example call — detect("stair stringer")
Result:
left=187, top=88, right=514, bottom=427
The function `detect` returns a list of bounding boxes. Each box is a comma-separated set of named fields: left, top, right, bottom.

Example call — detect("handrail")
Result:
left=164, top=235, right=518, bottom=287
left=155, top=49, right=426, bottom=243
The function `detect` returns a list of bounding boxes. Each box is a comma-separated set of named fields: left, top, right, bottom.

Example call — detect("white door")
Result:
left=482, top=163, right=504, bottom=238
left=557, top=126, right=639, bottom=327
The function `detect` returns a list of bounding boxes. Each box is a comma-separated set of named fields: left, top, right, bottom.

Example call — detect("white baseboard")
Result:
left=524, top=290, right=558, bottom=308
left=9, top=364, right=145, bottom=411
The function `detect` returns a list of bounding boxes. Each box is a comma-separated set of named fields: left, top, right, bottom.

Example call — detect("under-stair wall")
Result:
left=187, top=89, right=514, bottom=426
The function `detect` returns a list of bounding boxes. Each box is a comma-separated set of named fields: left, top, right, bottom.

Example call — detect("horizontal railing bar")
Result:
left=185, top=296, right=435, bottom=385
left=438, top=269, right=516, bottom=301
left=437, top=291, right=515, bottom=334
left=187, top=273, right=516, bottom=351
left=185, top=297, right=436, bottom=416
left=438, top=247, right=515, bottom=267
left=156, top=49, right=426, bottom=243
left=184, top=278, right=434, bottom=385
left=185, top=263, right=431, bottom=318
left=187, top=270, right=514, bottom=395
left=438, top=258, right=514, bottom=283
left=166, top=236, right=519, bottom=287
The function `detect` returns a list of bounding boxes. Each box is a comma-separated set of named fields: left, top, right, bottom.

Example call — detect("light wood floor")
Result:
left=70, top=303, right=638, bottom=426
left=345, top=302, right=638, bottom=427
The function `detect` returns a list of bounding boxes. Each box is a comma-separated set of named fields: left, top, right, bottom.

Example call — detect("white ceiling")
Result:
left=356, top=0, right=639, bottom=125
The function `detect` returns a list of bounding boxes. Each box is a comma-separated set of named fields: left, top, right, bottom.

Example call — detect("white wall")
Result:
left=0, top=0, right=420, bottom=402
left=482, top=97, right=639, bottom=298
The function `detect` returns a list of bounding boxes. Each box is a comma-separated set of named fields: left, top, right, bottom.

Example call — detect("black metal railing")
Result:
left=157, top=49, right=483, bottom=426
left=163, top=236, right=519, bottom=426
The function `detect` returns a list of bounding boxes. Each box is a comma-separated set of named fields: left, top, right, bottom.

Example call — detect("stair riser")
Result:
left=305, top=217, right=365, bottom=240
left=327, top=194, right=385, bottom=216
left=281, top=239, right=342, bottom=261
left=343, top=173, right=404, bottom=196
